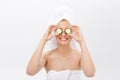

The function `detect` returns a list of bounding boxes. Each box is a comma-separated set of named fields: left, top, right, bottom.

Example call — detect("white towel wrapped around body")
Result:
left=47, top=70, right=82, bottom=80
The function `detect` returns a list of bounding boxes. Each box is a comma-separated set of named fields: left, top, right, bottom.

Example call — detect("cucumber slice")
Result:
left=56, top=28, right=62, bottom=34
left=65, top=28, right=72, bottom=34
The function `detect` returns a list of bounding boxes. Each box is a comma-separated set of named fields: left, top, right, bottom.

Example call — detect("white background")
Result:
left=0, top=0, right=120, bottom=80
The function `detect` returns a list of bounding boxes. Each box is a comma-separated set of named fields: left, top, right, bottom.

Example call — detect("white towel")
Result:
left=52, top=6, right=75, bottom=25
left=47, top=70, right=82, bottom=80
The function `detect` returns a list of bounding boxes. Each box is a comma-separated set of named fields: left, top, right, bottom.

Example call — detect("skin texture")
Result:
left=26, top=19, right=95, bottom=77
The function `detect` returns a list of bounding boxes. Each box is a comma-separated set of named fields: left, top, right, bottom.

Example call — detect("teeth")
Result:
left=60, top=38, right=67, bottom=41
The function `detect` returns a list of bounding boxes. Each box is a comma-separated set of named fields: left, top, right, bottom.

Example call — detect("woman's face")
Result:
left=55, top=19, right=72, bottom=46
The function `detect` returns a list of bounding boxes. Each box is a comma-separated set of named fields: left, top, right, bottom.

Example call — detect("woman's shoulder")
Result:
left=43, top=49, right=56, bottom=57
left=71, top=48, right=82, bottom=57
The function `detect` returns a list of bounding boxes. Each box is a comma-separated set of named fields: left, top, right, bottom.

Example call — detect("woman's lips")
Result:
left=59, top=38, right=69, bottom=41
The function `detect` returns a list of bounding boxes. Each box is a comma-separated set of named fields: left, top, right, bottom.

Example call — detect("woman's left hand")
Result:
left=70, top=25, right=83, bottom=43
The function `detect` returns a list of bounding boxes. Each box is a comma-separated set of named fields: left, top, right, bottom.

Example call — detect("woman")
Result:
left=26, top=18, right=95, bottom=80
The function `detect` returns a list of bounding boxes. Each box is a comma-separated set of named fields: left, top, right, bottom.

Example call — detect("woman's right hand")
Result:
left=43, top=25, right=57, bottom=42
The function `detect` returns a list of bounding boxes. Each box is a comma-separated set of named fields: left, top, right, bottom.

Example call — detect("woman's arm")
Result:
left=79, top=39, right=95, bottom=77
left=71, top=25, right=95, bottom=77
left=26, top=25, right=56, bottom=76
left=26, top=38, right=47, bottom=76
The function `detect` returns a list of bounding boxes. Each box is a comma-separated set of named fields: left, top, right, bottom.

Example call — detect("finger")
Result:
left=70, top=27, right=75, bottom=32
left=71, top=26, right=78, bottom=31
left=71, top=28, right=78, bottom=35
left=49, top=25, right=57, bottom=33
left=71, top=25, right=80, bottom=29
left=71, top=26, right=81, bottom=35
left=71, top=25, right=81, bottom=32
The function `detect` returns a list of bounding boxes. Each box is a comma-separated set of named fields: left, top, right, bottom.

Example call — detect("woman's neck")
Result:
left=56, top=44, right=72, bottom=55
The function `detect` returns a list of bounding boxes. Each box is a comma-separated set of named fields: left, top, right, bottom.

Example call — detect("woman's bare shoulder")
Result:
left=71, top=48, right=82, bottom=56
left=43, top=49, right=56, bottom=57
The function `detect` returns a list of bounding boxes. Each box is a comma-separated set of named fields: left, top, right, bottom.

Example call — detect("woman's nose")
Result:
left=61, top=31, right=66, bottom=36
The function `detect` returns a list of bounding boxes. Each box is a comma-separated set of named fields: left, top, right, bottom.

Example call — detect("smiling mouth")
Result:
left=59, top=38, right=69, bottom=41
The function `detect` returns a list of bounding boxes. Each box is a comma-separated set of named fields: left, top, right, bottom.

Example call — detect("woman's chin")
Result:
left=59, top=42, right=68, bottom=46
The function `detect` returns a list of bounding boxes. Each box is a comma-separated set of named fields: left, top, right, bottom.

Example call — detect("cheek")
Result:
left=55, top=35, right=59, bottom=40
left=55, top=35, right=59, bottom=38
left=67, top=35, right=72, bottom=38
left=69, top=36, right=72, bottom=40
